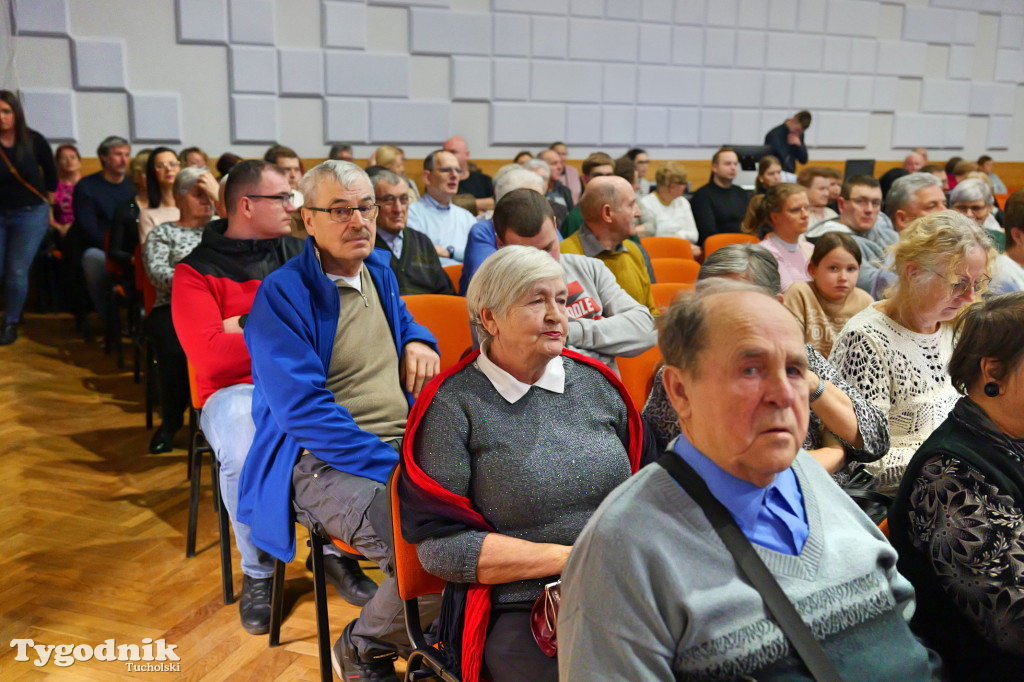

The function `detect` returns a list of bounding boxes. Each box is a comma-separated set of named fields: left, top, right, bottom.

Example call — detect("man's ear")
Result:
left=601, top=203, right=613, bottom=223
left=894, top=209, right=908, bottom=232
left=836, top=196, right=846, bottom=214
left=301, top=207, right=316, bottom=235
left=662, top=365, right=692, bottom=423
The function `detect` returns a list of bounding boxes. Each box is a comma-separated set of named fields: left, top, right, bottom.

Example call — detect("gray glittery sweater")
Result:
left=412, top=355, right=633, bottom=604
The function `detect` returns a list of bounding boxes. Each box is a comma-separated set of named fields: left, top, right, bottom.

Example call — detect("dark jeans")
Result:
left=0, top=203, right=50, bottom=324
left=146, top=305, right=189, bottom=431
left=482, top=607, right=558, bottom=682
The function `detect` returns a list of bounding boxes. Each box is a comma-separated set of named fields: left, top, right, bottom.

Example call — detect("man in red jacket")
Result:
left=171, top=160, right=377, bottom=636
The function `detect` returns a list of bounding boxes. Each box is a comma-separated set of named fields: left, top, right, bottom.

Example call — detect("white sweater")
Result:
left=829, top=304, right=959, bottom=493
left=639, top=192, right=699, bottom=243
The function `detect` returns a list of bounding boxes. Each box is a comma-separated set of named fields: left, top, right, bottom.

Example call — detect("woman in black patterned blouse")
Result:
left=890, top=291, right=1024, bottom=681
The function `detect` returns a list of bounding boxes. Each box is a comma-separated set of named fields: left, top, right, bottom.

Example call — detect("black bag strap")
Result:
left=657, top=453, right=843, bottom=682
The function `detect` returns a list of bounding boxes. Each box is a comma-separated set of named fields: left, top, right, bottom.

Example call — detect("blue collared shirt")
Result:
left=378, top=228, right=403, bottom=259
left=673, top=433, right=808, bottom=555
left=406, top=193, right=478, bottom=266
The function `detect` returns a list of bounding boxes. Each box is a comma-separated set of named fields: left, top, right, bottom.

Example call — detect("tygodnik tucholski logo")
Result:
left=10, top=637, right=181, bottom=671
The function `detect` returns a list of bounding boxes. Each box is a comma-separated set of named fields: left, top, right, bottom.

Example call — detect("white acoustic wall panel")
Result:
left=369, top=100, right=450, bottom=143
left=766, top=33, right=824, bottom=71
left=995, top=49, right=1024, bottom=83
left=231, top=94, right=277, bottom=143
left=797, top=0, right=827, bottom=32
left=876, top=41, right=927, bottom=77
left=71, top=39, right=127, bottom=91
left=762, top=72, right=792, bottom=108
left=324, top=98, right=369, bottom=143
left=279, top=49, right=323, bottom=96
left=891, top=113, right=945, bottom=148
left=871, top=76, right=898, bottom=112
left=951, top=11, right=977, bottom=46
left=998, top=14, right=1024, bottom=48
left=368, top=0, right=449, bottom=6
left=667, top=108, right=699, bottom=146
left=569, top=19, right=639, bottom=62
left=674, top=0, right=708, bottom=25
left=639, top=24, right=672, bottom=64
left=1004, top=0, right=1024, bottom=13
left=607, top=0, right=640, bottom=20
left=970, top=83, right=1017, bottom=117
left=532, top=16, right=568, bottom=59
left=635, top=107, right=669, bottom=146
left=823, top=38, right=851, bottom=73
left=565, top=105, right=601, bottom=145
left=730, top=109, right=761, bottom=145
left=492, top=59, right=530, bottom=100
left=826, top=0, right=879, bottom=38
left=920, top=80, right=971, bottom=115
left=570, top=0, right=604, bottom=18
left=13, top=0, right=69, bottom=36
left=706, top=0, right=738, bottom=27
left=642, top=0, right=674, bottom=23
left=229, top=0, right=275, bottom=45
left=792, top=74, right=848, bottom=110
left=176, top=0, right=227, bottom=44
left=672, top=27, right=704, bottom=66
left=768, top=0, right=798, bottom=30
left=20, top=89, right=76, bottom=142
left=531, top=61, right=603, bottom=103
left=735, top=31, right=766, bottom=68
left=230, top=46, right=278, bottom=94
left=493, top=13, right=530, bottom=57
left=699, top=109, right=731, bottom=146
left=814, top=112, right=868, bottom=147
left=701, top=69, right=762, bottom=108
left=494, top=0, right=569, bottom=15
left=451, top=57, right=491, bottom=101
left=987, top=116, right=1012, bottom=150
left=637, top=66, right=701, bottom=106
left=603, top=64, right=638, bottom=104
left=947, top=46, right=974, bottom=80
left=325, top=52, right=408, bottom=97
left=943, top=115, right=967, bottom=149
left=703, top=29, right=736, bottom=67
left=129, top=91, right=182, bottom=143
left=738, top=0, right=768, bottom=28
left=901, top=6, right=954, bottom=44
left=491, top=103, right=567, bottom=144
left=845, top=76, right=872, bottom=111
left=411, top=9, right=490, bottom=56
left=759, top=109, right=790, bottom=144
left=601, top=106, right=635, bottom=145
left=323, top=1, right=367, bottom=49
left=848, top=38, right=876, bottom=74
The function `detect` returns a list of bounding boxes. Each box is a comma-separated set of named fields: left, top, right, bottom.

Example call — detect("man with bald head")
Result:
left=443, top=135, right=494, bottom=212
left=559, top=281, right=941, bottom=680
left=560, top=176, right=656, bottom=314
left=879, top=152, right=925, bottom=199
left=538, top=148, right=574, bottom=211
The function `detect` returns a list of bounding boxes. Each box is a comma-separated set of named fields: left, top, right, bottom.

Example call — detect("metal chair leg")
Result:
left=211, top=453, right=233, bottom=604
left=145, top=342, right=155, bottom=430
left=309, top=530, right=333, bottom=682
left=185, top=442, right=203, bottom=558
left=269, top=558, right=287, bottom=647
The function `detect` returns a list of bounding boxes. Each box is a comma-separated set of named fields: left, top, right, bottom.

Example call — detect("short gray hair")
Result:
left=494, top=167, right=545, bottom=202
left=659, top=279, right=778, bottom=376
left=466, top=245, right=564, bottom=346
left=949, top=178, right=994, bottom=207
left=697, top=243, right=782, bottom=296
left=97, top=135, right=129, bottom=157
left=523, top=158, right=551, bottom=184
left=173, top=165, right=209, bottom=197
left=367, top=167, right=404, bottom=191
left=299, top=160, right=373, bottom=205
left=886, top=172, right=941, bottom=219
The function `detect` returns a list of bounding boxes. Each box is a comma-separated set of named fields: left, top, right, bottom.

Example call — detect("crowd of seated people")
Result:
left=10, top=91, right=1024, bottom=680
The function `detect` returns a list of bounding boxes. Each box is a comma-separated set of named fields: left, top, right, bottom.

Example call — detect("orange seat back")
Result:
left=402, top=295, right=473, bottom=370
left=135, top=243, right=157, bottom=315
left=703, top=232, right=759, bottom=257
left=878, top=517, right=890, bottom=539
left=641, top=236, right=694, bottom=260
left=616, top=345, right=662, bottom=408
left=330, top=537, right=363, bottom=557
left=187, top=360, right=204, bottom=410
left=650, top=258, right=701, bottom=284
left=994, top=193, right=1009, bottom=210
left=390, top=465, right=446, bottom=601
left=443, top=264, right=462, bottom=293
left=650, top=282, right=693, bottom=311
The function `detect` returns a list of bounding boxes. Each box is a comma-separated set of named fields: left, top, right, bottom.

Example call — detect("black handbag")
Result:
left=658, top=453, right=844, bottom=682
left=842, top=467, right=893, bottom=525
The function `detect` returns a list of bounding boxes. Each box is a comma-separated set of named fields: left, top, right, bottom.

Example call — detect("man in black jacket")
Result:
left=764, top=110, right=811, bottom=174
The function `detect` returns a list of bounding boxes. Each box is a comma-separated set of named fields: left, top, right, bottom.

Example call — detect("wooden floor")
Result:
left=0, top=314, right=398, bottom=681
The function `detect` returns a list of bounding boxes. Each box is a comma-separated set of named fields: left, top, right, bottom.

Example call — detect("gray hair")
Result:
left=466, top=245, right=564, bottom=346
left=949, top=178, right=994, bottom=207
left=697, top=243, right=782, bottom=296
left=659, top=279, right=778, bottom=376
left=367, top=167, right=404, bottom=190
left=492, top=163, right=525, bottom=186
left=886, top=172, right=941, bottom=219
left=298, top=160, right=373, bottom=205
left=97, top=135, right=129, bottom=158
left=522, top=158, right=551, bottom=184
left=494, top=167, right=545, bottom=202
left=173, top=165, right=209, bottom=197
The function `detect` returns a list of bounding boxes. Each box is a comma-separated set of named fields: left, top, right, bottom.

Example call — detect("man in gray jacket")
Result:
left=492, top=188, right=657, bottom=374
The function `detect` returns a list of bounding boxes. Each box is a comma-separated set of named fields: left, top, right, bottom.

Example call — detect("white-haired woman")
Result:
left=397, top=246, right=644, bottom=682
left=142, top=165, right=218, bottom=452
left=830, top=210, right=996, bottom=493
left=950, top=176, right=1001, bottom=238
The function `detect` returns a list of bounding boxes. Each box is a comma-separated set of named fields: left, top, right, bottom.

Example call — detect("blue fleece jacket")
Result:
left=238, top=238, right=437, bottom=562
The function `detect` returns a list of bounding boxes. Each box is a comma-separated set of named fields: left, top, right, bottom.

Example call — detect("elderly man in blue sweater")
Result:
left=238, top=160, right=440, bottom=682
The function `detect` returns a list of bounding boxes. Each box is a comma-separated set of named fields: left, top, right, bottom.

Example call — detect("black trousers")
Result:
left=482, top=607, right=558, bottom=682
left=146, top=304, right=189, bottom=431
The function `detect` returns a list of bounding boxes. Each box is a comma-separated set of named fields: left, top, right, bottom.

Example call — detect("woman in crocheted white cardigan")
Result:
left=829, top=210, right=996, bottom=493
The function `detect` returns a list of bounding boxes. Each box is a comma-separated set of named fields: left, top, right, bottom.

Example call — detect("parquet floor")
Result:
left=0, top=314, right=399, bottom=681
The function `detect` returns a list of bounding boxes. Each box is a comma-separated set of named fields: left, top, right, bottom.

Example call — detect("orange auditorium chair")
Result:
left=703, top=233, right=759, bottom=257
left=651, top=282, right=694, bottom=311
left=402, top=295, right=474, bottom=370
left=443, top=263, right=462, bottom=293
left=617, top=345, right=663, bottom=408
left=650, top=258, right=701, bottom=284
left=641, top=236, right=694, bottom=260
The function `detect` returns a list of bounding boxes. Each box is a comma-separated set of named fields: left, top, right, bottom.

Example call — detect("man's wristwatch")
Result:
left=810, top=375, right=826, bottom=402
left=446, top=246, right=455, bottom=258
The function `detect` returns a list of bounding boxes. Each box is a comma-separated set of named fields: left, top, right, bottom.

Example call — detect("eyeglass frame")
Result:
left=919, top=264, right=991, bottom=298
left=377, top=194, right=411, bottom=207
left=246, top=193, right=297, bottom=208
left=303, top=204, right=381, bottom=222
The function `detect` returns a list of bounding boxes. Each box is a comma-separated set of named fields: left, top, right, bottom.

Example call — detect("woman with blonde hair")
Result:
left=742, top=182, right=813, bottom=292
left=639, top=161, right=701, bottom=256
left=830, top=210, right=996, bottom=492
left=370, top=144, right=418, bottom=201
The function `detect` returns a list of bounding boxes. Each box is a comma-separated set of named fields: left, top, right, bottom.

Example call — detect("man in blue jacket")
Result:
left=239, top=160, right=440, bottom=682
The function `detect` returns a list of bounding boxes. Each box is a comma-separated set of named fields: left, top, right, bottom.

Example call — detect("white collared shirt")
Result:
left=475, top=345, right=565, bottom=404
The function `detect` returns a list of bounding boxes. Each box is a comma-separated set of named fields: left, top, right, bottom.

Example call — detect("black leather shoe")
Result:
left=148, top=424, right=178, bottom=454
left=238, top=575, right=272, bottom=635
left=331, top=620, right=398, bottom=682
left=0, top=323, right=17, bottom=346
left=306, top=551, right=378, bottom=607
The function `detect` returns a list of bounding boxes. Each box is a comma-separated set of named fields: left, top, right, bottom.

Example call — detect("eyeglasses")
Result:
left=952, top=203, right=989, bottom=216
left=247, top=193, right=296, bottom=208
left=849, top=197, right=882, bottom=209
left=305, top=204, right=380, bottom=222
left=155, top=161, right=181, bottom=172
left=921, top=265, right=991, bottom=298
left=377, top=194, right=410, bottom=207
left=432, top=166, right=461, bottom=176
left=785, top=206, right=810, bottom=216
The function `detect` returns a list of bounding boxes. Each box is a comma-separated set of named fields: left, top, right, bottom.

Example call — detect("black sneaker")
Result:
left=238, top=575, right=272, bottom=635
left=330, top=620, right=398, bottom=682
left=0, top=323, right=17, bottom=346
left=306, top=551, right=378, bottom=607
left=148, top=424, right=178, bottom=454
